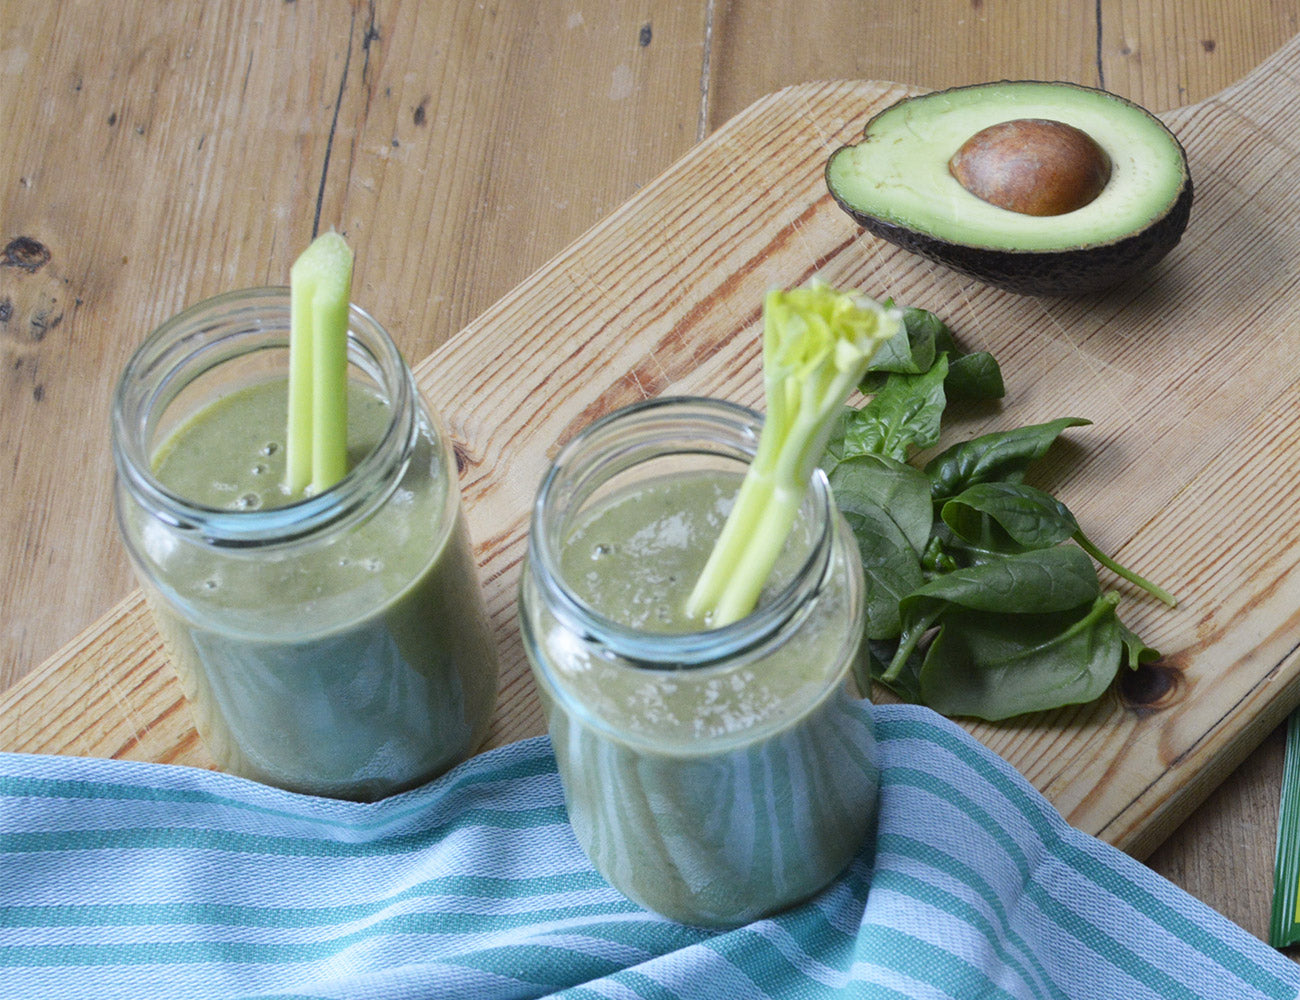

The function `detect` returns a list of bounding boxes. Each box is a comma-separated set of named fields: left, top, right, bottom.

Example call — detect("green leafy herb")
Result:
left=840, top=501, right=926, bottom=640
left=915, top=591, right=1134, bottom=721
left=876, top=530, right=1163, bottom=721
left=940, top=481, right=1078, bottom=552
left=860, top=306, right=1004, bottom=399
left=844, top=355, right=951, bottom=463
left=825, top=307, right=1005, bottom=475
left=828, top=453, right=932, bottom=556
left=924, top=417, right=1090, bottom=503
left=826, top=454, right=930, bottom=639
left=686, top=281, right=901, bottom=627
left=946, top=349, right=1006, bottom=400
left=858, top=307, right=943, bottom=384
left=1073, top=531, right=1177, bottom=608
left=821, top=305, right=1174, bottom=721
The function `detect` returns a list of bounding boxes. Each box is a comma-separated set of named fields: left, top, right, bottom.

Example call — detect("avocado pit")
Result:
left=948, top=118, right=1112, bottom=216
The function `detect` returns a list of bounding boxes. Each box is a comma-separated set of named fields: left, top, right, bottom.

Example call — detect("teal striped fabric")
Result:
left=2, top=703, right=1297, bottom=999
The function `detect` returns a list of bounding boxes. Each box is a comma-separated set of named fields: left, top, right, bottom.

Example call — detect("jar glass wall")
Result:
left=519, top=397, right=879, bottom=927
left=112, top=288, right=498, bottom=801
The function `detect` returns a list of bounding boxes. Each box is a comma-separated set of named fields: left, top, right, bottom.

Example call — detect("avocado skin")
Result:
left=830, top=175, right=1192, bottom=296
left=826, top=82, right=1194, bottom=296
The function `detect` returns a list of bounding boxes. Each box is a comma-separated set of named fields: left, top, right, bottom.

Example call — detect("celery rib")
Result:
left=686, top=282, right=901, bottom=627
left=286, top=231, right=354, bottom=496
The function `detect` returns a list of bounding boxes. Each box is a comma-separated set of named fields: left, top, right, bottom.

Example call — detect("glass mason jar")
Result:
left=112, top=287, right=498, bottom=801
left=519, top=397, right=879, bottom=927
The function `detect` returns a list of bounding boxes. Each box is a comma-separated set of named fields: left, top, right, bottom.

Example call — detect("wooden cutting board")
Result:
left=5, top=35, right=1300, bottom=861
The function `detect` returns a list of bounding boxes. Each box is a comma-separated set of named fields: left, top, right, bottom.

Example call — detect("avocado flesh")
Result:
left=826, top=81, right=1192, bottom=294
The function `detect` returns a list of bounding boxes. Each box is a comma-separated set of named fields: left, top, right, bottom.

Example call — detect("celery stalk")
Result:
left=286, top=231, right=354, bottom=495
left=686, top=281, right=902, bottom=626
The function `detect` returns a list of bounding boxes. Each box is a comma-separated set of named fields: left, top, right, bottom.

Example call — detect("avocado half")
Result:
left=825, top=81, right=1193, bottom=295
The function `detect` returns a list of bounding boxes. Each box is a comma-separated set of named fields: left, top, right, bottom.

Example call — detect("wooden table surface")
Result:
left=4, top=0, right=1300, bottom=952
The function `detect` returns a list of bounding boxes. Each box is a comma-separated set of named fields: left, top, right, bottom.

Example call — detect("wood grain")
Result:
left=5, top=1, right=1295, bottom=693
left=0, top=0, right=706, bottom=690
left=8, top=20, right=1300, bottom=869
left=706, top=0, right=1300, bottom=125
left=5, top=0, right=1300, bottom=951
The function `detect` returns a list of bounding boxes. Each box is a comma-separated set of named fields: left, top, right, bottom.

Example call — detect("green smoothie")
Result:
left=526, top=470, right=878, bottom=927
left=138, top=376, right=497, bottom=800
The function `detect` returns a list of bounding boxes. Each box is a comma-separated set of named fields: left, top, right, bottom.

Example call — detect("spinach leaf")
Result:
left=918, top=592, right=1129, bottom=720
left=940, top=482, right=1177, bottom=606
left=820, top=406, right=855, bottom=474
left=1074, top=530, right=1179, bottom=607
left=884, top=545, right=1102, bottom=684
left=901, top=543, right=1101, bottom=618
left=924, top=416, right=1090, bottom=503
left=940, top=481, right=1079, bottom=552
left=923, top=517, right=1043, bottom=574
left=821, top=301, right=1170, bottom=721
left=859, top=639, right=918, bottom=703
left=825, top=455, right=931, bottom=639
left=946, top=350, right=1005, bottom=399
left=841, top=354, right=950, bottom=462
left=861, top=307, right=941, bottom=382
left=861, top=307, right=1004, bottom=401
left=1119, top=620, right=1161, bottom=670
left=839, top=502, right=925, bottom=640
left=828, top=453, right=932, bottom=556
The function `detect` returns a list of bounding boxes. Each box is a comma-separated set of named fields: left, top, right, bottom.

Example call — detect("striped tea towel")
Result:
left=2, top=702, right=1297, bottom=1000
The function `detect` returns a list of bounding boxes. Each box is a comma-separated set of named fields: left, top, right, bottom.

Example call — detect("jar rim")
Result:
left=111, top=286, right=418, bottom=547
left=526, top=395, right=836, bottom=669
